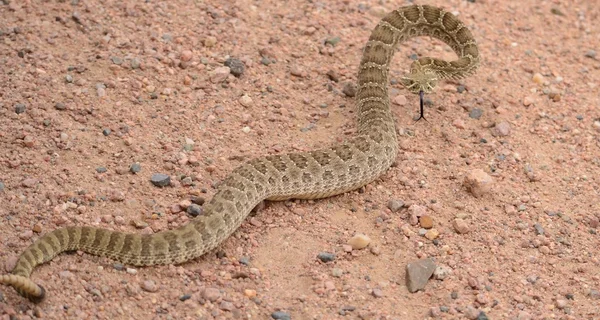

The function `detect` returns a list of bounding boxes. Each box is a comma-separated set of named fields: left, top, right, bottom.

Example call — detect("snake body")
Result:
left=1, top=5, right=479, bottom=302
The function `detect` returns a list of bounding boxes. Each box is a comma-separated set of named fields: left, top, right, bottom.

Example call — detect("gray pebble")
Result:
left=260, top=57, right=271, bottom=65
left=110, top=56, right=123, bottom=65
left=65, top=74, right=73, bottom=83
left=457, top=85, right=466, bottom=93
left=113, top=263, right=125, bottom=271
left=96, top=167, right=107, bottom=173
left=440, top=306, right=449, bottom=312
left=409, top=53, right=418, bottom=60
left=325, top=36, right=341, bottom=46
left=131, top=58, right=141, bottom=69
left=533, top=223, right=544, bottom=235
left=55, top=102, right=66, bottom=110
left=451, top=291, right=459, bottom=299
left=585, top=50, right=596, bottom=59
left=476, top=311, right=489, bottom=320
left=162, top=33, right=172, bottom=42
left=102, top=128, right=111, bottom=136
left=469, top=108, right=483, bottom=119
left=239, top=256, right=250, bottom=265
left=271, top=311, right=291, bottom=320
left=387, top=199, right=404, bottom=213
left=151, top=173, right=171, bottom=187
left=186, top=204, right=203, bottom=217
left=317, top=252, right=335, bottom=263
left=15, top=103, right=26, bottom=114
left=0, top=182, right=5, bottom=192
left=130, top=163, right=141, bottom=173
left=224, top=58, right=245, bottom=77
left=179, top=294, right=191, bottom=301
left=406, top=258, right=436, bottom=293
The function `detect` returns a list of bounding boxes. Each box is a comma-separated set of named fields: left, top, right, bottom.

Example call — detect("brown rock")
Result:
left=419, top=215, right=433, bottom=229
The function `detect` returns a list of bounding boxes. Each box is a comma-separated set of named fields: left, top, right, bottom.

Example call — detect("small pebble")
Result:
left=203, top=287, right=221, bottom=302
left=453, top=218, right=470, bottom=234
left=585, top=50, right=596, bottom=58
left=15, top=104, right=26, bottom=114
left=102, top=128, right=111, bottom=136
left=179, top=294, right=192, bottom=301
left=393, top=95, right=407, bottom=106
left=239, top=95, right=253, bottom=107
left=21, top=178, right=37, bottom=188
left=533, top=223, right=544, bottom=235
left=532, top=73, right=545, bottom=84
left=113, top=263, right=125, bottom=271
left=150, top=173, right=171, bottom=187
left=419, top=215, right=433, bottom=229
left=424, top=229, right=439, bottom=240
left=463, top=169, right=493, bottom=197
left=371, top=288, right=384, bottom=298
left=342, top=82, right=356, bottom=97
left=126, top=268, right=137, bottom=275
left=96, top=167, right=107, bottom=173
left=243, top=289, right=257, bottom=298
left=186, top=204, right=203, bottom=217
left=130, top=163, right=141, bottom=173
left=239, top=256, right=250, bottom=265
left=271, top=311, right=291, bottom=320
left=332, top=268, right=343, bottom=277
left=211, top=67, right=231, bottom=83
left=387, top=199, right=404, bottom=212
left=348, top=234, right=371, bottom=249
left=433, top=265, right=452, bottom=280
left=224, top=58, right=245, bottom=77
left=141, top=280, right=158, bottom=292
left=469, top=108, right=483, bottom=119
left=317, top=252, right=336, bottom=263
left=492, top=121, right=511, bottom=136
left=54, top=102, right=66, bottom=110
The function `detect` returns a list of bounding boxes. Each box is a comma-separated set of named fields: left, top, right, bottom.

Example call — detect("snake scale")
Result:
left=1, top=5, right=479, bottom=302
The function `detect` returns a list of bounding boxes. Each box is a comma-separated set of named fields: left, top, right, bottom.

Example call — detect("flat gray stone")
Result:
left=406, top=258, right=436, bottom=293
left=150, top=173, right=170, bottom=187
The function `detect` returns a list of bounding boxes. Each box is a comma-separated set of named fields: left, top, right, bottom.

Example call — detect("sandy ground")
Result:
left=1, top=0, right=599, bottom=319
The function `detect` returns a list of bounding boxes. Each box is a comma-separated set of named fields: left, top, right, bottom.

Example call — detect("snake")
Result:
left=0, top=4, right=479, bottom=303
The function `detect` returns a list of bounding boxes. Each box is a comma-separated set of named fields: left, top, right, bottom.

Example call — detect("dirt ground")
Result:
left=1, top=0, right=599, bottom=319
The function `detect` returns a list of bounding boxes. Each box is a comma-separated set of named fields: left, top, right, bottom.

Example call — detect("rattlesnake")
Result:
left=1, top=4, right=479, bottom=302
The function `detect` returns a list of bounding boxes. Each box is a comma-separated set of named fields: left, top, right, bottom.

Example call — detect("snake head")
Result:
left=400, top=67, right=438, bottom=95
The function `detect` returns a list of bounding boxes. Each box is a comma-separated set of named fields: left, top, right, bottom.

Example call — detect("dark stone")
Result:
left=130, top=163, right=141, bottom=173
left=15, top=104, right=26, bottom=114
left=150, top=173, right=171, bottom=187
left=271, top=311, right=291, bottom=320
left=186, top=204, right=203, bottom=217
left=224, top=58, right=245, bottom=77
left=317, top=252, right=335, bottom=263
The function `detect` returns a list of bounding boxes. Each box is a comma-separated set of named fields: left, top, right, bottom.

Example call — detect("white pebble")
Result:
left=126, top=268, right=138, bottom=275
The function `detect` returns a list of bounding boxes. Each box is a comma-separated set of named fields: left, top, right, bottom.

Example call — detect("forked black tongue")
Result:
left=415, top=90, right=428, bottom=122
